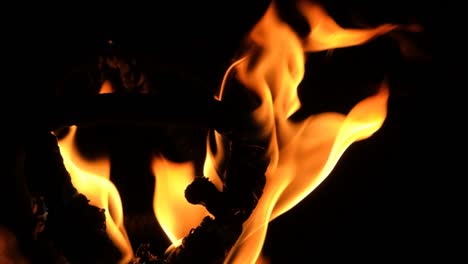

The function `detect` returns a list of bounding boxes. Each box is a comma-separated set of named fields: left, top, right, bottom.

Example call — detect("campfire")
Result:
left=1, top=0, right=428, bottom=263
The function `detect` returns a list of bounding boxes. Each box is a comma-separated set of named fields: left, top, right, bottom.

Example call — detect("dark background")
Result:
left=2, top=0, right=432, bottom=262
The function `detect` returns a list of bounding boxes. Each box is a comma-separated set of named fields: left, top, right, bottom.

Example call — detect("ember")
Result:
left=1, top=0, right=429, bottom=263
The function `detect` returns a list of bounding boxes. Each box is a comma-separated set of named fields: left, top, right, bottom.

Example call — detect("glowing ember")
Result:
left=55, top=0, right=410, bottom=263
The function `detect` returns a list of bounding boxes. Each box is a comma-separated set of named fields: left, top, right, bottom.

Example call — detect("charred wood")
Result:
left=163, top=216, right=242, bottom=264
left=163, top=76, right=269, bottom=263
left=23, top=129, right=121, bottom=263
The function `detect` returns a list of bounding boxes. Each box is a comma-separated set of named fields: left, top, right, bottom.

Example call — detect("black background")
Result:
left=2, top=0, right=432, bottom=262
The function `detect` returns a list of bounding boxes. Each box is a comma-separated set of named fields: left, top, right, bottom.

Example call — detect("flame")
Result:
left=209, top=1, right=395, bottom=263
left=151, top=156, right=211, bottom=244
left=299, top=1, right=399, bottom=52
left=52, top=1, right=408, bottom=263
left=99, top=80, right=114, bottom=94
left=57, top=126, right=133, bottom=264
left=202, top=131, right=225, bottom=191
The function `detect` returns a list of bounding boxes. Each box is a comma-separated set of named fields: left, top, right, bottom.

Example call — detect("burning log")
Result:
left=159, top=75, right=269, bottom=263
left=128, top=121, right=269, bottom=264
left=23, top=129, right=122, bottom=263
left=7, top=91, right=265, bottom=264
left=163, top=148, right=268, bottom=264
left=11, top=87, right=265, bottom=263
left=164, top=146, right=268, bottom=264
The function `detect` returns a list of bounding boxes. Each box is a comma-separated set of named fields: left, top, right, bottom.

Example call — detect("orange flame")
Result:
left=209, top=1, right=395, bottom=263
left=99, top=80, right=114, bottom=94
left=299, top=1, right=399, bottom=52
left=151, top=156, right=211, bottom=244
left=56, top=126, right=133, bottom=264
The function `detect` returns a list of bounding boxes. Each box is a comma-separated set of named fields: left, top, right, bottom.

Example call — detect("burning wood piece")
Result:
left=164, top=122, right=269, bottom=263
left=159, top=74, right=270, bottom=263
left=185, top=177, right=225, bottom=217
left=185, top=143, right=268, bottom=222
left=221, top=141, right=269, bottom=222
left=23, top=129, right=122, bottom=263
left=164, top=216, right=243, bottom=264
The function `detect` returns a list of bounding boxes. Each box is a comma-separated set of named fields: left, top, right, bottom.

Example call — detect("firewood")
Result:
left=160, top=76, right=269, bottom=263
left=23, top=129, right=122, bottom=263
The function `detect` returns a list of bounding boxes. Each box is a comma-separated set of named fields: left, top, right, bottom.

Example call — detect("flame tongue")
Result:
left=57, top=126, right=133, bottom=264
left=209, top=1, right=396, bottom=263
left=300, top=1, right=399, bottom=52
left=151, top=156, right=210, bottom=244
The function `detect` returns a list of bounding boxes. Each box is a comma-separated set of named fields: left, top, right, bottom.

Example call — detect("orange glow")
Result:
left=0, top=226, right=29, bottom=264
left=206, top=1, right=395, bottom=263
left=99, top=80, right=114, bottom=94
left=151, top=156, right=211, bottom=244
left=57, top=126, right=133, bottom=264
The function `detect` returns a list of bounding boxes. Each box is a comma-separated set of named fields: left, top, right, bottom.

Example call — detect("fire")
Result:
left=54, top=0, right=411, bottom=263
left=151, top=156, right=211, bottom=244
left=56, top=126, right=133, bottom=264
left=211, top=1, right=397, bottom=263
left=99, top=80, right=114, bottom=94
left=299, top=1, right=399, bottom=52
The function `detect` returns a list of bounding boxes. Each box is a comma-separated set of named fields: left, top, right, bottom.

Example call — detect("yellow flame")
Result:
left=57, top=126, right=133, bottom=264
left=151, top=156, right=211, bottom=244
left=202, top=131, right=225, bottom=191
left=204, top=1, right=395, bottom=263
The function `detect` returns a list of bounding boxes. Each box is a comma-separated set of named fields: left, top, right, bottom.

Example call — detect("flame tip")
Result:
left=222, top=1, right=395, bottom=262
